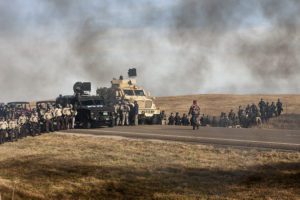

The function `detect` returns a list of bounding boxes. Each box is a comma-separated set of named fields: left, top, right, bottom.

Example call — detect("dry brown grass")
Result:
left=263, top=114, right=300, bottom=130
left=0, top=133, right=298, bottom=199
left=156, top=94, right=300, bottom=116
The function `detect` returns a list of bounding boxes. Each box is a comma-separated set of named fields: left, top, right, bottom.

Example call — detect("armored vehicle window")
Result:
left=36, top=103, right=48, bottom=109
left=9, top=103, right=30, bottom=110
left=81, top=100, right=104, bottom=106
left=134, top=90, right=145, bottom=96
left=123, top=90, right=134, bottom=96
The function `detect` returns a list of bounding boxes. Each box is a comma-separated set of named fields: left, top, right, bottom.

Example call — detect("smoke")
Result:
left=0, top=0, right=299, bottom=102
left=235, top=0, right=300, bottom=89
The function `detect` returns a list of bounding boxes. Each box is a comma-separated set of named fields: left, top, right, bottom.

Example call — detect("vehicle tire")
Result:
left=109, top=120, right=114, bottom=128
left=84, top=121, right=92, bottom=129
left=152, top=115, right=160, bottom=125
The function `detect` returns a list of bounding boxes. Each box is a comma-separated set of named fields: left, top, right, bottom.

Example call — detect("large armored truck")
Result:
left=56, top=82, right=114, bottom=128
left=96, top=68, right=161, bottom=124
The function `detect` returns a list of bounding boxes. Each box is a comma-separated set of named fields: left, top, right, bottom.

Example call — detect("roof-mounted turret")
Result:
left=73, top=82, right=91, bottom=96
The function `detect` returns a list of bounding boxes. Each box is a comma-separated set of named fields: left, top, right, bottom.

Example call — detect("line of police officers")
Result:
left=164, top=98, right=284, bottom=129
left=0, top=104, right=77, bottom=144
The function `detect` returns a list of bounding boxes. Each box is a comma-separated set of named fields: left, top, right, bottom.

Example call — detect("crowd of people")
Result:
left=159, top=100, right=201, bottom=130
left=0, top=98, right=285, bottom=142
left=0, top=103, right=77, bottom=144
left=163, top=98, right=284, bottom=129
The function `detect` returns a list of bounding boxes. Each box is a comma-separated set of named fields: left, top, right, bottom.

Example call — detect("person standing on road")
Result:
left=270, top=102, right=276, bottom=118
left=54, top=105, right=63, bottom=131
left=121, top=101, right=130, bottom=126
left=18, top=112, right=28, bottom=138
left=44, top=108, right=54, bottom=133
left=168, top=113, right=175, bottom=125
left=259, top=98, right=266, bottom=114
left=276, top=99, right=283, bottom=116
left=0, top=118, right=8, bottom=144
left=114, top=102, right=121, bottom=126
left=181, top=114, right=189, bottom=126
left=29, top=111, right=40, bottom=136
left=174, top=112, right=181, bottom=125
left=133, top=101, right=139, bottom=126
left=160, top=111, right=167, bottom=125
left=188, top=100, right=200, bottom=130
left=8, top=118, right=18, bottom=141
left=62, top=104, right=72, bottom=129
left=70, top=104, right=77, bottom=129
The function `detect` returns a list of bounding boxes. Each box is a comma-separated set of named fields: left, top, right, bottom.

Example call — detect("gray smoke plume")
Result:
left=0, top=0, right=299, bottom=102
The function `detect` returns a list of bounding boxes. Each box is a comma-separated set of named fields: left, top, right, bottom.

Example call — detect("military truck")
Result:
left=96, top=68, right=161, bottom=124
left=56, top=82, right=114, bottom=128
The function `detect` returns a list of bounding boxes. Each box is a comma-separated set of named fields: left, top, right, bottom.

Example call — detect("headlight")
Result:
left=91, top=112, right=95, bottom=118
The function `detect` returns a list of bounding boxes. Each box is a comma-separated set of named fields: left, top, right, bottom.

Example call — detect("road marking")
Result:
left=72, top=129, right=300, bottom=147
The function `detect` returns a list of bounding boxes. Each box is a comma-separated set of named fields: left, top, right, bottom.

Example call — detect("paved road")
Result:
left=63, top=126, right=300, bottom=151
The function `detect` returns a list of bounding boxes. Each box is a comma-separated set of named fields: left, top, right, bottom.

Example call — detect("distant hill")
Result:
left=156, top=94, right=300, bottom=116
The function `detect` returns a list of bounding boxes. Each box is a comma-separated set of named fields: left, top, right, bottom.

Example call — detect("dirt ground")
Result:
left=0, top=133, right=299, bottom=200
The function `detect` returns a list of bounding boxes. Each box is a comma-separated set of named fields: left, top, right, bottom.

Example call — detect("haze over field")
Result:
left=0, top=0, right=299, bottom=102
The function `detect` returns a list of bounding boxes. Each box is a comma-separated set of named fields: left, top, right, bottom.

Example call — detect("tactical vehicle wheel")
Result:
left=151, top=115, right=160, bottom=125
left=109, top=120, right=114, bottom=128
left=84, top=122, right=92, bottom=129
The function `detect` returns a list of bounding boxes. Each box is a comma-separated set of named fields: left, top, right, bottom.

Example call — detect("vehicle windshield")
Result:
left=80, top=100, right=104, bottom=106
left=9, top=103, right=30, bottom=110
left=37, top=102, right=55, bottom=108
left=123, top=90, right=134, bottom=96
left=134, top=90, right=145, bottom=96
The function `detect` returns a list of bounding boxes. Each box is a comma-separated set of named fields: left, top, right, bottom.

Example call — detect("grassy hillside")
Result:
left=262, top=114, right=300, bottom=130
left=156, top=94, right=300, bottom=116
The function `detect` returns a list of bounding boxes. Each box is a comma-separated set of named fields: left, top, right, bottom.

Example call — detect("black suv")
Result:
left=56, top=82, right=115, bottom=128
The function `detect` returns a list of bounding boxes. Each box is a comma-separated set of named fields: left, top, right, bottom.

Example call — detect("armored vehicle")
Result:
left=7, top=102, right=31, bottom=118
left=56, top=82, right=114, bottom=128
left=96, top=68, right=161, bottom=124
